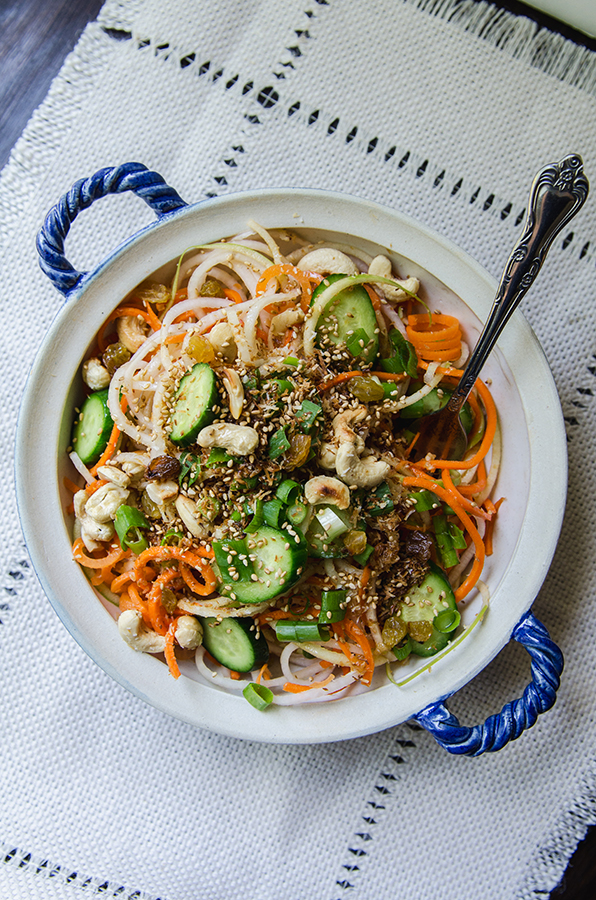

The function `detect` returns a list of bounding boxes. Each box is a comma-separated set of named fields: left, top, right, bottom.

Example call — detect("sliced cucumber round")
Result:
left=200, top=616, right=269, bottom=672
left=399, top=562, right=458, bottom=658
left=169, top=363, right=218, bottom=447
left=71, top=389, right=113, bottom=465
left=220, top=525, right=308, bottom=604
left=312, top=274, right=379, bottom=364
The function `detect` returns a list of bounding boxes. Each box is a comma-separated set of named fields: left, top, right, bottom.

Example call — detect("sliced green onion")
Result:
left=365, top=482, right=394, bottom=516
left=407, top=489, right=439, bottom=512
left=262, top=499, right=286, bottom=528
left=353, top=544, right=374, bottom=566
left=268, top=426, right=291, bottom=459
left=212, top=538, right=254, bottom=581
left=161, top=529, right=184, bottom=547
left=178, top=452, right=201, bottom=486
left=230, top=510, right=243, bottom=522
left=114, top=505, right=150, bottom=553
left=433, top=609, right=461, bottom=634
left=449, top=522, right=467, bottom=550
left=319, top=589, right=347, bottom=624
left=282, top=356, right=300, bottom=367
left=315, top=507, right=350, bottom=541
left=392, top=637, right=413, bottom=661
left=379, top=329, right=418, bottom=378
left=346, top=326, right=372, bottom=359
left=286, top=501, right=308, bottom=525
left=205, top=448, right=233, bottom=468
left=242, top=682, right=273, bottom=710
left=296, top=399, right=322, bottom=433
left=244, top=498, right=264, bottom=534
left=433, top=513, right=459, bottom=568
left=268, top=377, right=294, bottom=397
left=275, top=479, right=301, bottom=505
left=275, top=620, right=331, bottom=642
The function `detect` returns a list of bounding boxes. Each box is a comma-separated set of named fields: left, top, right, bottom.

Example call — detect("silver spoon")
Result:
left=409, top=153, right=589, bottom=464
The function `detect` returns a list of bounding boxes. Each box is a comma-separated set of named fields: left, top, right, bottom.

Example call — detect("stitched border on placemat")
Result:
left=1, top=842, right=166, bottom=900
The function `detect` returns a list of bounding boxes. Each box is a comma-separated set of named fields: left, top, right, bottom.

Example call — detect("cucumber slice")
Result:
left=312, top=274, right=379, bottom=364
left=200, top=616, right=269, bottom=672
left=71, top=389, right=113, bottom=465
left=400, top=562, right=458, bottom=658
left=219, top=525, right=308, bottom=604
left=169, top=363, right=218, bottom=447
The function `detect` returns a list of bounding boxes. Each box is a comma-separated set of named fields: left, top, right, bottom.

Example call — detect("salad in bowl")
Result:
left=66, top=221, right=498, bottom=709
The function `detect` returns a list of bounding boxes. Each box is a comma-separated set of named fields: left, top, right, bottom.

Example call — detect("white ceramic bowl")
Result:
left=16, top=183, right=567, bottom=744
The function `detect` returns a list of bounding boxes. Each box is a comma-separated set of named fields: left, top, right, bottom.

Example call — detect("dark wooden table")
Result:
left=1, top=1, right=595, bottom=897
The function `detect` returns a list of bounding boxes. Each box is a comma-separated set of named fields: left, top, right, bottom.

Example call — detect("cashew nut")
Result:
left=174, top=615, right=203, bottom=650
left=115, top=451, right=151, bottom=479
left=82, top=358, right=110, bottom=391
left=175, top=495, right=206, bottom=538
left=332, top=407, right=367, bottom=453
left=80, top=517, right=115, bottom=550
left=85, top=483, right=129, bottom=523
left=118, top=609, right=204, bottom=654
left=221, top=368, right=244, bottom=419
left=305, top=476, right=350, bottom=509
left=208, top=321, right=237, bottom=361
left=95, top=465, right=130, bottom=488
left=335, top=442, right=390, bottom=488
left=197, top=423, right=259, bottom=456
left=368, top=256, right=420, bottom=302
left=297, top=248, right=359, bottom=276
left=146, top=479, right=179, bottom=507
left=117, top=315, right=150, bottom=352
left=318, top=442, right=338, bottom=470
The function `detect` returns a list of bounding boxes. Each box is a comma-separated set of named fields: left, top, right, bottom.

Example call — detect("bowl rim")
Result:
left=16, top=186, right=567, bottom=743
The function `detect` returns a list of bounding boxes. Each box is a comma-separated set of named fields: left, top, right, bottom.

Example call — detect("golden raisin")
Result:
left=284, top=432, right=311, bottom=470
left=188, top=334, right=216, bottom=363
left=349, top=376, right=385, bottom=402
left=407, top=620, right=433, bottom=643
left=343, top=529, right=367, bottom=555
left=381, top=615, right=407, bottom=648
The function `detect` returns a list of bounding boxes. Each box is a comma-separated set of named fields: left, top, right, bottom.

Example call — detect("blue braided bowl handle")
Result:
left=36, top=162, right=188, bottom=295
left=414, top=611, right=563, bottom=756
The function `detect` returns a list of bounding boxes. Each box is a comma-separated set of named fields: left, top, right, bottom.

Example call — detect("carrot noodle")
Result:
left=142, top=302, right=162, bottom=332
left=111, top=571, right=133, bottom=593
left=403, top=473, right=486, bottom=601
left=458, top=458, right=487, bottom=498
left=73, top=538, right=126, bottom=570
left=331, top=621, right=355, bottom=663
left=135, top=546, right=216, bottom=595
left=344, top=620, right=375, bottom=685
left=441, top=468, right=491, bottom=521
left=85, top=478, right=108, bottom=495
left=363, top=283, right=381, bottom=311
left=229, top=670, right=241, bottom=680
left=256, top=664, right=271, bottom=684
left=485, top=497, right=505, bottom=556
left=63, top=476, right=81, bottom=495
left=224, top=287, right=244, bottom=304
left=255, top=263, right=320, bottom=312
left=164, top=624, right=181, bottom=679
left=283, top=673, right=335, bottom=693
left=407, top=313, right=462, bottom=362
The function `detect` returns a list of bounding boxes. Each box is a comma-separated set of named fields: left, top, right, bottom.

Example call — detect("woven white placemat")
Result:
left=1, top=2, right=596, bottom=898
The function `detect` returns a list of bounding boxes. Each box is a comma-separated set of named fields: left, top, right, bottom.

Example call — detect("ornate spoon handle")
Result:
left=449, top=153, right=589, bottom=410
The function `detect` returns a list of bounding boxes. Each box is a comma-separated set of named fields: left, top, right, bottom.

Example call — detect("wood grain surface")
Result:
left=0, top=1, right=594, bottom=897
